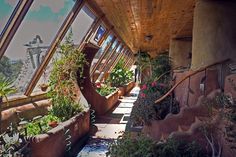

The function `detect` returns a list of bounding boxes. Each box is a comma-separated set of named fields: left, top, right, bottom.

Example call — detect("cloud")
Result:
left=4, top=0, right=17, bottom=7
left=31, top=0, right=67, bottom=13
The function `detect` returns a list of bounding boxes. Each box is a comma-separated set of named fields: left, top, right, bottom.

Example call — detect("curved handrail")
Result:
left=155, top=59, right=230, bottom=103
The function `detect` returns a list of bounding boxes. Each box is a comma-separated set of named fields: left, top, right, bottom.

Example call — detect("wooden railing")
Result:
left=155, top=59, right=230, bottom=103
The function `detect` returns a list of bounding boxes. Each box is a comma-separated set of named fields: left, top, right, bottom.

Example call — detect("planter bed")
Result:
left=29, top=109, right=90, bottom=157
left=125, top=81, right=135, bottom=94
left=1, top=100, right=51, bottom=132
left=118, top=81, right=135, bottom=97
left=92, top=89, right=119, bottom=116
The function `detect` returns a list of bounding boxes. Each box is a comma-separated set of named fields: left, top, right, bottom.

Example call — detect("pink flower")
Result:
left=141, top=84, right=147, bottom=90
left=151, top=81, right=157, bottom=87
left=140, top=93, right=146, bottom=98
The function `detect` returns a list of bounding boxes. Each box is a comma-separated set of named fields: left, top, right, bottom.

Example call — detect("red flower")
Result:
left=95, top=82, right=101, bottom=88
left=151, top=81, right=157, bottom=87
left=141, top=84, right=147, bottom=90
left=140, top=93, right=146, bottom=98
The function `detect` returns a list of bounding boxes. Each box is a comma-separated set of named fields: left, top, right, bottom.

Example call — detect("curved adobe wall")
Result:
left=78, top=43, right=119, bottom=116
left=192, top=0, right=236, bottom=70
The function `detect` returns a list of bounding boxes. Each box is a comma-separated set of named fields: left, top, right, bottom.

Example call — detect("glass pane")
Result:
left=94, top=34, right=113, bottom=59
left=33, top=6, right=96, bottom=93
left=0, top=0, right=18, bottom=36
left=105, top=45, right=123, bottom=71
left=64, top=6, right=96, bottom=45
left=90, top=34, right=113, bottom=72
left=0, top=0, right=75, bottom=96
left=90, top=24, right=106, bottom=44
left=96, top=39, right=118, bottom=71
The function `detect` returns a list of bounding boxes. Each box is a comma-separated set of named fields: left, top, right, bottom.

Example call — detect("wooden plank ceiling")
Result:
left=92, top=0, right=195, bottom=57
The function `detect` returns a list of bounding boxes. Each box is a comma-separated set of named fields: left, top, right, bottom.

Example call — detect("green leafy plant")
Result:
left=96, top=83, right=117, bottom=96
left=0, top=77, right=16, bottom=105
left=0, top=77, right=16, bottom=133
left=107, top=132, right=155, bottom=157
left=107, top=132, right=207, bottom=157
left=153, top=139, right=207, bottom=157
left=48, top=31, right=86, bottom=122
left=134, top=51, right=151, bottom=72
left=108, top=59, right=133, bottom=87
left=0, top=124, right=30, bottom=156
left=131, top=82, right=179, bottom=126
left=50, top=96, right=83, bottom=121
left=26, top=115, right=60, bottom=136
left=151, top=53, right=172, bottom=83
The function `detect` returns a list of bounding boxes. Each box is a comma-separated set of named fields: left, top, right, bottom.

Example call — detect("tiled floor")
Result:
left=76, top=87, right=140, bottom=157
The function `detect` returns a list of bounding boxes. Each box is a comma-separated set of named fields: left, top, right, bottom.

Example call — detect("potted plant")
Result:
left=108, top=59, right=134, bottom=96
left=0, top=77, right=16, bottom=133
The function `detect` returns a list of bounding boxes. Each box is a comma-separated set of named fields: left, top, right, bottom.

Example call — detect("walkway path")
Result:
left=76, top=87, right=140, bottom=157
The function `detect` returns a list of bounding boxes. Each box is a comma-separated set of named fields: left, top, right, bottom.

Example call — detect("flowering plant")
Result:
left=96, top=83, right=116, bottom=96
left=139, top=81, right=168, bottom=98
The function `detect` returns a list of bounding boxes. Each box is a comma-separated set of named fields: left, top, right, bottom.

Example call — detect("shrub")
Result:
left=153, top=139, right=207, bottom=157
left=107, top=133, right=155, bottom=157
left=96, top=83, right=116, bottom=96
left=131, top=82, right=179, bottom=126
left=108, top=59, right=133, bottom=87
left=107, top=133, right=208, bottom=157
left=151, top=53, right=172, bottom=83
left=26, top=115, right=60, bottom=136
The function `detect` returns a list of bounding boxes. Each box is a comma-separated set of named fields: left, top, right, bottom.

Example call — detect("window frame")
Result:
left=98, top=41, right=121, bottom=73
left=0, top=0, right=34, bottom=59
left=124, top=52, right=132, bottom=68
left=90, top=34, right=116, bottom=77
left=107, top=47, right=127, bottom=74
left=104, top=45, right=124, bottom=73
left=104, top=46, right=126, bottom=78
left=24, top=0, right=86, bottom=96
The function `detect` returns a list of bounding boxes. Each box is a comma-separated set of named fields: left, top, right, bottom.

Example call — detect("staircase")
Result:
left=143, top=90, right=220, bottom=141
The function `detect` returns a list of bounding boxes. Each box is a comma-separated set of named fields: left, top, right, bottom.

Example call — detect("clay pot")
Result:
left=48, top=121, right=58, bottom=128
left=39, top=84, right=48, bottom=92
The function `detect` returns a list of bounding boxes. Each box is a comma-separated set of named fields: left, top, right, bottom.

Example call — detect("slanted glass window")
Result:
left=104, top=45, right=124, bottom=73
left=105, top=44, right=122, bottom=69
left=96, top=39, right=118, bottom=72
left=64, top=5, right=96, bottom=45
left=0, top=0, right=75, bottom=96
left=33, top=5, right=96, bottom=93
left=0, top=0, right=18, bottom=36
left=90, top=24, right=106, bottom=44
left=90, top=34, right=113, bottom=73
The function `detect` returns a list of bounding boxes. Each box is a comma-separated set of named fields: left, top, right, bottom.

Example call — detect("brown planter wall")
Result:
left=1, top=100, right=51, bottom=132
left=78, top=44, right=119, bottom=116
left=125, top=81, right=135, bottom=94
left=118, top=82, right=135, bottom=97
left=30, top=109, right=90, bottom=157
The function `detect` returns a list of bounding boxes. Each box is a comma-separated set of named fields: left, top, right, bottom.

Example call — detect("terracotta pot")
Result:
left=48, top=121, right=58, bottom=128
left=39, top=84, right=48, bottom=92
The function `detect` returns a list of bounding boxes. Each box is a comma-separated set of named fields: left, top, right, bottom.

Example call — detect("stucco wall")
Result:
left=169, top=39, right=192, bottom=69
left=192, top=0, right=236, bottom=70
